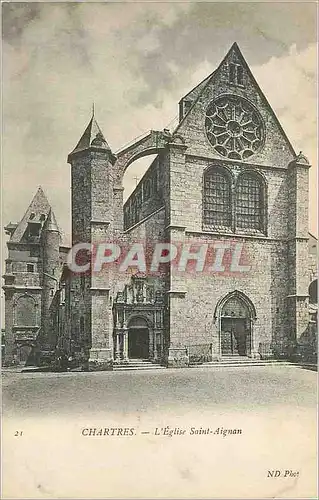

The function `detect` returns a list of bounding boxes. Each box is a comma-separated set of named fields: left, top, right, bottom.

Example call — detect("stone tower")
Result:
left=3, top=188, right=64, bottom=365
left=67, top=112, right=117, bottom=367
left=40, top=208, right=61, bottom=350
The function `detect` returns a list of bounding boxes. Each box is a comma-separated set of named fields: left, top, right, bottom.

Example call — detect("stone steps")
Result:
left=22, top=366, right=53, bottom=373
left=190, top=357, right=291, bottom=368
left=113, top=359, right=164, bottom=371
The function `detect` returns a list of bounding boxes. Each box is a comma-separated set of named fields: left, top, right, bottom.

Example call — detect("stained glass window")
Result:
left=236, top=174, right=264, bottom=231
left=203, top=169, right=232, bottom=229
left=205, top=95, right=265, bottom=160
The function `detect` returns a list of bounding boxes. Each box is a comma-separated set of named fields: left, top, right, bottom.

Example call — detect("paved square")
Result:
left=3, top=364, right=317, bottom=418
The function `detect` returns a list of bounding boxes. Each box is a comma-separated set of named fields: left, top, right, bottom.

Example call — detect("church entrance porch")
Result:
left=221, top=318, right=249, bottom=356
left=128, top=325, right=149, bottom=359
left=112, top=277, right=165, bottom=364
left=216, top=291, right=256, bottom=358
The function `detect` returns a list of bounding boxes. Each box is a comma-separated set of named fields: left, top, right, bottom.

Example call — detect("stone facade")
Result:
left=3, top=188, right=69, bottom=365
left=3, top=43, right=317, bottom=368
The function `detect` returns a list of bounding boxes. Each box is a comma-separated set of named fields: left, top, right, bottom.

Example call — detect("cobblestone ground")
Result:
left=2, top=364, right=316, bottom=417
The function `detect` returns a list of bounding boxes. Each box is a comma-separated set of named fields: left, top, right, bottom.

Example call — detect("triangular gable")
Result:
left=10, top=187, right=52, bottom=243
left=174, top=42, right=296, bottom=166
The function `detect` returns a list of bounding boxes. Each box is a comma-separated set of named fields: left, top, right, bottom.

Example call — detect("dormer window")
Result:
left=229, top=63, right=244, bottom=86
left=27, top=221, right=41, bottom=240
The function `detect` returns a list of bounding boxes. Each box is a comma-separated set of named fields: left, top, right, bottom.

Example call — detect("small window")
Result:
left=144, top=180, right=151, bottom=200
left=50, top=289, right=54, bottom=297
left=40, top=214, right=46, bottom=222
left=229, top=63, right=244, bottom=86
left=80, top=317, right=85, bottom=337
left=237, top=65, right=243, bottom=86
left=60, top=286, right=66, bottom=304
left=124, top=209, right=129, bottom=229
left=136, top=190, right=142, bottom=208
left=29, top=213, right=35, bottom=220
left=132, top=200, right=137, bottom=225
left=153, top=174, right=158, bottom=193
left=27, top=263, right=35, bottom=273
left=229, top=63, right=236, bottom=84
left=27, top=223, right=41, bottom=238
left=80, top=275, right=85, bottom=292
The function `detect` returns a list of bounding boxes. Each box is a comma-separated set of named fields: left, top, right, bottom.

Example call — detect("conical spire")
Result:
left=42, top=208, right=60, bottom=233
left=69, top=111, right=111, bottom=156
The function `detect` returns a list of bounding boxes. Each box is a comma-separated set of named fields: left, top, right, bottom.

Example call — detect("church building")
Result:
left=3, top=43, right=316, bottom=368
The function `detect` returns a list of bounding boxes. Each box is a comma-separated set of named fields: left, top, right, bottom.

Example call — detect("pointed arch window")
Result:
left=80, top=316, right=85, bottom=337
left=203, top=167, right=232, bottom=229
left=236, top=173, right=265, bottom=232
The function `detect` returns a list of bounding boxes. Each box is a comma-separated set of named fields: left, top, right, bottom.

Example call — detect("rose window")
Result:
left=205, top=95, right=265, bottom=160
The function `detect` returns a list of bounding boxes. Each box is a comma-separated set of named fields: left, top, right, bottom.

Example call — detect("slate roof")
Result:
left=69, top=115, right=111, bottom=156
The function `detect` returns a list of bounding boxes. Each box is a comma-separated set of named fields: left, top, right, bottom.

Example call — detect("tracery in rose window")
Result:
left=205, top=95, right=265, bottom=160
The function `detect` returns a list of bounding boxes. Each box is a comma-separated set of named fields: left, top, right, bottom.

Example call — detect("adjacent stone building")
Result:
left=3, top=188, right=69, bottom=365
left=3, top=43, right=317, bottom=368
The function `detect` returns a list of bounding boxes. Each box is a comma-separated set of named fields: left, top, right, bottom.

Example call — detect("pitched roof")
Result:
left=69, top=115, right=111, bottom=156
left=179, top=72, right=214, bottom=103
left=9, top=186, right=52, bottom=243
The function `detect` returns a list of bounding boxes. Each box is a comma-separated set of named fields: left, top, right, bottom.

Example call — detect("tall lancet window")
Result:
left=236, top=173, right=265, bottom=232
left=203, top=167, right=232, bottom=230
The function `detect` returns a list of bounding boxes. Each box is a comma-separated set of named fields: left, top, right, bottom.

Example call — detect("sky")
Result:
left=1, top=1, right=318, bottom=312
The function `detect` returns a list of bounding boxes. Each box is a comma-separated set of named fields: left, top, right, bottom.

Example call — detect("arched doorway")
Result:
left=219, top=292, right=255, bottom=356
left=128, top=317, right=150, bottom=359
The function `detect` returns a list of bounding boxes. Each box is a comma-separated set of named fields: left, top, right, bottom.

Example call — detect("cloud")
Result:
left=253, top=43, right=317, bottom=155
left=120, top=2, right=317, bottom=105
left=2, top=2, right=41, bottom=42
left=252, top=43, right=317, bottom=230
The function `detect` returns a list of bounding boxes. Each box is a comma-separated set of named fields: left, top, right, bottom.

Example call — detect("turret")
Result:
left=40, top=208, right=61, bottom=349
left=67, top=112, right=116, bottom=245
left=67, top=112, right=117, bottom=368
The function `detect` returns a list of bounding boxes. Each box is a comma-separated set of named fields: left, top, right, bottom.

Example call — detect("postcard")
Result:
left=2, top=1, right=317, bottom=499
